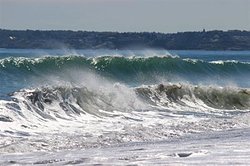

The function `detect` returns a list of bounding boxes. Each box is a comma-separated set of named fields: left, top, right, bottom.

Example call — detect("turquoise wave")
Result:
left=1, top=56, right=250, bottom=77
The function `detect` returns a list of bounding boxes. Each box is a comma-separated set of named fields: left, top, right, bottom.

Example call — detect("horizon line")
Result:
left=1, top=28, right=250, bottom=34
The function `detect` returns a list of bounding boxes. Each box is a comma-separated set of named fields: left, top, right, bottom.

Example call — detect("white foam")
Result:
left=0, top=71, right=250, bottom=153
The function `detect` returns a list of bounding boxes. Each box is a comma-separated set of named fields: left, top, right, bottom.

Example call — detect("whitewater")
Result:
left=0, top=49, right=250, bottom=165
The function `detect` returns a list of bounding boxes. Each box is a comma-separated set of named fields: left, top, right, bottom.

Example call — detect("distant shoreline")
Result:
left=0, top=29, right=250, bottom=50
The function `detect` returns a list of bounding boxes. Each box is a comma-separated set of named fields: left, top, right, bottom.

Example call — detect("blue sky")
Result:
left=0, top=0, right=249, bottom=33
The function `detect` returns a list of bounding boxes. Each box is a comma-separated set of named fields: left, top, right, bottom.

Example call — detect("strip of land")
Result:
left=0, top=29, right=250, bottom=50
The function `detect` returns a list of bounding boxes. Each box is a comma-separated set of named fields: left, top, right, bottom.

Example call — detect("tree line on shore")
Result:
left=0, top=29, right=250, bottom=50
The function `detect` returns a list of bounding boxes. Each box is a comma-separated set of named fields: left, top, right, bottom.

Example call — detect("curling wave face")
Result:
left=1, top=56, right=250, bottom=77
left=137, top=84, right=250, bottom=110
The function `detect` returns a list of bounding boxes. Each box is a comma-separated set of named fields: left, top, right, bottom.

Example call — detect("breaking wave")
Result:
left=1, top=56, right=250, bottom=78
left=1, top=53, right=250, bottom=152
left=136, top=84, right=250, bottom=110
left=2, top=83, right=250, bottom=124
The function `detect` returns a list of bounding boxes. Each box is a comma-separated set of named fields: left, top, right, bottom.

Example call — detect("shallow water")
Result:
left=1, top=128, right=250, bottom=165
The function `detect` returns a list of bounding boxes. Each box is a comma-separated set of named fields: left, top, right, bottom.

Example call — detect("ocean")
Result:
left=0, top=48, right=250, bottom=165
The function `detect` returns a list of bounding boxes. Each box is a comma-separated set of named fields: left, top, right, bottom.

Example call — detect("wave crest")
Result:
left=136, top=84, right=250, bottom=110
left=1, top=56, right=249, bottom=76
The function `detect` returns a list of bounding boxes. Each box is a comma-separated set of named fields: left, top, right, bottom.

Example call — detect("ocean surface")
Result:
left=0, top=48, right=250, bottom=165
